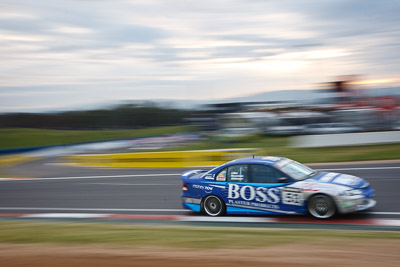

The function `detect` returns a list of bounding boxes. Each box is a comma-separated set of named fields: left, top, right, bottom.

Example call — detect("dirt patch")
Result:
left=0, top=240, right=399, bottom=267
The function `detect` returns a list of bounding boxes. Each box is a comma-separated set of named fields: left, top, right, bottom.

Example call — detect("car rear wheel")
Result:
left=203, top=195, right=225, bottom=216
left=308, top=194, right=336, bottom=219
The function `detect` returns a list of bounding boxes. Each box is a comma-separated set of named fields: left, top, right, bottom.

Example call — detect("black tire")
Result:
left=308, top=194, right=336, bottom=219
left=203, top=195, right=225, bottom=216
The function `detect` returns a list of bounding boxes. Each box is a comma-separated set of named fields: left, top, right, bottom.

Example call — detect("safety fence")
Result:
left=291, top=131, right=400, bottom=148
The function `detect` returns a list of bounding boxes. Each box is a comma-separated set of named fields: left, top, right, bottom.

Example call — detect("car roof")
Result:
left=225, top=156, right=286, bottom=166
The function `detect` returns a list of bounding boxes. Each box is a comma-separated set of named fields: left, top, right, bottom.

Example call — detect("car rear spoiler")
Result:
left=180, top=170, right=207, bottom=180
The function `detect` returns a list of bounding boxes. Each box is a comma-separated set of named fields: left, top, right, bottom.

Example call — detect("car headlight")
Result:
left=342, top=189, right=363, bottom=196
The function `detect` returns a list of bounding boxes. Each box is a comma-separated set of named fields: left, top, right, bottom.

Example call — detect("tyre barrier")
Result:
left=66, top=148, right=257, bottom=168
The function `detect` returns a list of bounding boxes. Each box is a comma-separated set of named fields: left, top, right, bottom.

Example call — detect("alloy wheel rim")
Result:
left=309, top=195, right=335, bottom=219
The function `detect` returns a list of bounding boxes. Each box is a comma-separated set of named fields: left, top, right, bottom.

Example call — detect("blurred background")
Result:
left=1, top=76, right=399, bottom=165
left=0, top=0, right=399, bottom=164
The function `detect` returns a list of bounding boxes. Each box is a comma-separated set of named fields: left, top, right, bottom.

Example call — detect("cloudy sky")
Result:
left=1, top=0, right=400, bottom=112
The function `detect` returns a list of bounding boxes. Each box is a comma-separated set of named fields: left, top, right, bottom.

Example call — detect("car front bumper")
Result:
left=337, top=197, right=376, bottom=214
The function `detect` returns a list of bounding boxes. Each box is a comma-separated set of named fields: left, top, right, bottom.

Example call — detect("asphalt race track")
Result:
left=1, top=158, right=400, bottom=221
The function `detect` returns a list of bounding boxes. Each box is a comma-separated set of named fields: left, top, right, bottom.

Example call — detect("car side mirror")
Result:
left=278, top=177, right=291, bottom=183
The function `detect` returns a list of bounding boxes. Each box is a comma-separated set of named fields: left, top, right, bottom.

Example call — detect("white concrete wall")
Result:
left=290, top=131, right=400, bottom=148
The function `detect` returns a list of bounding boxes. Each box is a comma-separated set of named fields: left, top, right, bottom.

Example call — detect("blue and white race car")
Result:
left=181, top=156, right=376, bottom=219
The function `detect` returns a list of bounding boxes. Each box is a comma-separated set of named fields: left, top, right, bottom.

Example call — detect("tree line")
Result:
left=0, top=104, right=192, bottom=130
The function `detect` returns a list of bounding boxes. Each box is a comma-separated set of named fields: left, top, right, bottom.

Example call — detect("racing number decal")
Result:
left=282, top=191, right=303, bottom=206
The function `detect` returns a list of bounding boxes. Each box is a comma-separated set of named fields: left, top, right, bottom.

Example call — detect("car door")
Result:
left=246, top=164, right=298, bottom=214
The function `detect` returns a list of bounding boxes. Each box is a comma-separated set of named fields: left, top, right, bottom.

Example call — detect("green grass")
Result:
left=0, top=128, right=399, bottom=163
left=0, top=126, right=192, bottom=150
left=160, top=135, right=400, bottom=163
left=0, top=221, right=398, bottom=249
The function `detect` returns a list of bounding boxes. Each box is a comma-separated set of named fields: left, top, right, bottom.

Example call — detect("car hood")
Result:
left=305, top=171, right=369, bottom=189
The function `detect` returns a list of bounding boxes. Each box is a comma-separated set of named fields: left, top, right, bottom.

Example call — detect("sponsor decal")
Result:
left=209, top=184, right=225, bottom=189
left=230, top=171, right=245, bottom=181
left=302, top=188, right=318, bottom=192
left=227, top=199, right=279, bottom=210
left=301, top=182, right=319, bottom=192
left=204, top=175, right=214, bottom=180
left=216, top=173, right=226, bottom=181
left=227, top=184, right=280, bottom=204
left=192, top=184, right=213, bottom=193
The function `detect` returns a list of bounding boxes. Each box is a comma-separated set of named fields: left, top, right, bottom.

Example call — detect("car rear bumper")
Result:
left=182, top=197, right=202, bottom=212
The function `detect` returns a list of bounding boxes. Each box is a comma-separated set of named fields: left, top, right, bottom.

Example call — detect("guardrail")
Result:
left=66, top=148, right=257, bottom=168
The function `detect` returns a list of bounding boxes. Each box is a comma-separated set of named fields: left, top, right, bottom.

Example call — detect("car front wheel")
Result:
left=308, top=194, right=336, bottom=219
left=203, top=195, right=225, bottom=216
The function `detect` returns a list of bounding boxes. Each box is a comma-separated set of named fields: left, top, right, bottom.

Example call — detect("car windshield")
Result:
left=275, top=159, right=316, bottom=180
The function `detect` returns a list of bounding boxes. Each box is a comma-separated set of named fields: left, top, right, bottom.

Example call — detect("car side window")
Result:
left=250, top=164, right=284, bottom=183
left=227, top=164, right=248, bottom=183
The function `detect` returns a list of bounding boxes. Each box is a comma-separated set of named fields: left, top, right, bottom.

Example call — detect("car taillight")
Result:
left=182, top=183, right=188, bottom=191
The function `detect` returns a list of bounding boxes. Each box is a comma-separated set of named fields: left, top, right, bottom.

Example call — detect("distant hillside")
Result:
left=222, top=89, right=323, bottom=103
left=2, top=87, right=398, bottom=114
